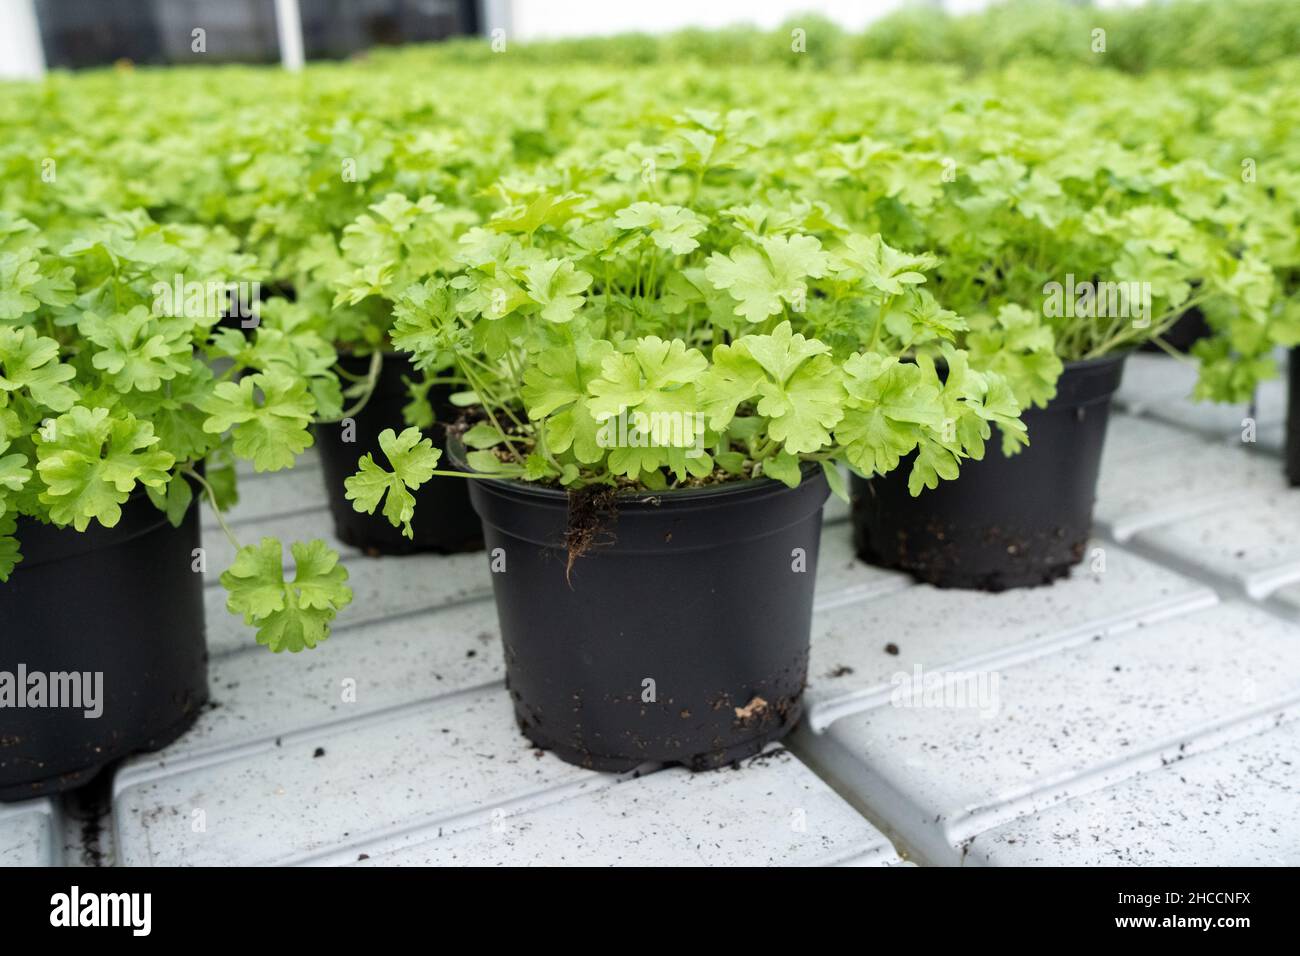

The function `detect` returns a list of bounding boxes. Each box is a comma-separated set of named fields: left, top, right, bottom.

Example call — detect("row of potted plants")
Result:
left=0, top=211, right=353, bottom=797
left=2, top=47, right=1298, bottom=792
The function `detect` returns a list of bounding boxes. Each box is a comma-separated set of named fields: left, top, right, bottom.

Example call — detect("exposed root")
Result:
left=564, top=485, right=618, bottom=585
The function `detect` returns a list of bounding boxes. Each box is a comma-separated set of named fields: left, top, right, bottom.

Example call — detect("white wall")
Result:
left=506, top=0, right=921, bottom=41
left=0, top=0, right=45, bottom=79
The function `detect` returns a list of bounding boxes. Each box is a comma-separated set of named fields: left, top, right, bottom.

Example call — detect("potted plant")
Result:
left=808, top=134, right=1288, bottom=588
left=304, top=193, right=487, bottom=555
left=65, top=75, right=499, bottom=558
left=0, top=212, right=351, bottom=801
left=335, top=153, right=1026, bottom=769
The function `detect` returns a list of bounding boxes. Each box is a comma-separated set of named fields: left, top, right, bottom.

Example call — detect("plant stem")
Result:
left=182, top=466, right=241, bottom=553
left=1080, top=291, right=1210, bottom=360
left=317, top=351, right=383, bottom=424
left=459, top=361, right=526, bottom=462
left=868, top=294, right=894, bottom=352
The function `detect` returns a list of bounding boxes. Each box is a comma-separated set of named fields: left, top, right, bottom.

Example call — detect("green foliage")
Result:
left=0, top=212, right=349, bottom=649
left=201, top=373, right=315, bottom=472
left=34, top=406, right=173, bottom=531
left=333, top=115, right=1033, bottom=502
left=221, top=538, right=352, bottom=653
left=2, top=9, right=1297, bottom=640
left=344, top=427, right=441, bottom=538
left=857, top=0, right=1300, bottom=74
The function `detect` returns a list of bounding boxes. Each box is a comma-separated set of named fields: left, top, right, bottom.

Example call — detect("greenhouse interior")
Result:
left=1, top=0, right=1299, bottom=897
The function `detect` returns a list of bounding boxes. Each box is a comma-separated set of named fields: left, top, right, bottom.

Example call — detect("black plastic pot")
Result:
left=0, top=495, right=208, bottom=802
left=316, top=353, right=483, bottom=555
left=1139, top=306, right=1211, bottom=354
left=1287, top=346, right=1299, bottom=487
left=466, top=463, right=829, bottom=772
left=852, top=353, right=1127, bottom=591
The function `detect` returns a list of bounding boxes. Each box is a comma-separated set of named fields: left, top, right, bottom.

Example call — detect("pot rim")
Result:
left=446, top=435, right=824, bottom=508
left=1059, top=349, right=1133, bottom=371
left=9, top=485, right=194, bottom=572
left=923, top=347, right=1130, bottom=380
